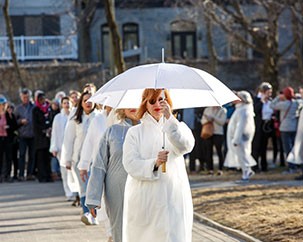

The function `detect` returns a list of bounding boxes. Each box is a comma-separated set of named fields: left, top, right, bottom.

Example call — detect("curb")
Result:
left=194, top=212, right=263, bottom=242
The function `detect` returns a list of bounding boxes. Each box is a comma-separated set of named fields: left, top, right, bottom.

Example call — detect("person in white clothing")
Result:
left=78, top=110, right=111, bottom=236
left=122, top=89, right=195, bottom=242
left=61, top=91, right=98, bottom=225
left=50, top=96, right=75, bottom=200
left=224, top=91, right=257, bottom=180
left=286, top=107, right=303, bottom=180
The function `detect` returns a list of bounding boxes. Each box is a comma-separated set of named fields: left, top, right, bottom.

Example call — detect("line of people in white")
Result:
left=50, top=88, right=195, bottom=242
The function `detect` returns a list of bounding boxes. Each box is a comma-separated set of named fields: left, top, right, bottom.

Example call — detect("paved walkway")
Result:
left=0, top=181, right=247, bottom=242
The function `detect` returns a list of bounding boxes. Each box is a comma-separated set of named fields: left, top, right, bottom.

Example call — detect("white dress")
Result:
left=122, top=113, right=194, bottom=242
left=224, top=103, right=257, bottom=170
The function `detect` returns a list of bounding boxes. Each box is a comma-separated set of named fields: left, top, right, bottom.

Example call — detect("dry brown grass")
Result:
left=192, top=170, right=303, bottom=242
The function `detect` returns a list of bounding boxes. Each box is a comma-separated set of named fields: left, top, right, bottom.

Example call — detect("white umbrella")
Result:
left=89, top=62, right=239, bottom=173
left=89, top=62, right=238, bottom=109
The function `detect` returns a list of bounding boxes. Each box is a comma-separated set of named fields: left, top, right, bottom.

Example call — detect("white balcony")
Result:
left=0, top=35, right=78, bottom=61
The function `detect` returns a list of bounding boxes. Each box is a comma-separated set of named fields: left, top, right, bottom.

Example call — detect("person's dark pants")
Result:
left=36, top=148, right=51, bottom=182
left=0, top=137, right=9, bottom=180
left=280, top=131, right=297, bottom=170
left=276, top=136, right=285, bottom=166
left=252, top=128, right=261, bottom=171
left=204, top=134, right=225, bottom=171
left=18, top=137, right=35, bottom=178
left=259, top=132, right=270, bottom=172
left=5, top=141, right=15, bottom=179
left=80, top=196, right=89, bottom=214
left=189, top=130, right=204, bottom=172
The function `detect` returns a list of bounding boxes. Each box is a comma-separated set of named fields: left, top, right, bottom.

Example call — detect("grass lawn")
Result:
left=191, top=169, right=303, bottom=242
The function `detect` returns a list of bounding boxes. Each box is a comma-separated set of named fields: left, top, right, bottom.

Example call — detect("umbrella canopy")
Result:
left=89, top=63, right=238, bottom=109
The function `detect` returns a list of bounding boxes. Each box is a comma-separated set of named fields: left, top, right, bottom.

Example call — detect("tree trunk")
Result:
left=104, top=0, right=125, bottom=74
left=262, top=53, right=279, bottom=92
left=76, top=0, right=98, bottom=63
left=291, top=8, right=303, bottom=81
left=2, top=0, right=25, bottom=88
left=261, top=6, right=279, bottom=92
left=205, top=14, right=217, bottom=75
left=78, top=21, right=92, bottom=63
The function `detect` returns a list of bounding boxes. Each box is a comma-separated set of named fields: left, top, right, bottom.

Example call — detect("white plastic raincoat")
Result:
left=122, top=113, right=194, bottom=242
left=224, top=103, right=257, bottom=169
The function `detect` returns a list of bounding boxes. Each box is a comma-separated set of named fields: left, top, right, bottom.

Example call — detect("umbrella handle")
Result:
left=161, top=89, right=166, bottom=173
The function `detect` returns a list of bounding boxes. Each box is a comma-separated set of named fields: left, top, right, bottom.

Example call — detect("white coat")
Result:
left=61, top=110, right=97, bottom=167
left=224, top=103, right=257, bottom=169
left=287, top=109, right=303, bottom=165
left=60, top=110, right=97, bottom=197
left=122, top=113, right=194, bottom=242
left=78, top=112, right=107, bottom=170
left=49, top=109, right=69, bottom=160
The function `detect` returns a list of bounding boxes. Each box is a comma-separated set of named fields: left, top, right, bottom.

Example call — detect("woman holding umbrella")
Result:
left=122, top=89, right=195, bottom=242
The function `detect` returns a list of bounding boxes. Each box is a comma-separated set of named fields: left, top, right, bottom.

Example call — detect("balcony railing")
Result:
left=0, top=35, right=78, bottom=61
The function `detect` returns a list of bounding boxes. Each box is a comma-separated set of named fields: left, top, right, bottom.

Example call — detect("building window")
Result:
left=170, top=21, right=197, bottom=59
left=101, top=24, right=110, bottom=64
left=228, top=25, right=248, bottom=60
left=11, top=15, right=60, bottom=36
left=122, top=23, right=139, bottom=51
left=122, top=23, right=139, bottom=62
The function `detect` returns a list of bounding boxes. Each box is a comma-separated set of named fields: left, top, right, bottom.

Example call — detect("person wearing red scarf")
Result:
left=32, top=92, right=52, bottom=182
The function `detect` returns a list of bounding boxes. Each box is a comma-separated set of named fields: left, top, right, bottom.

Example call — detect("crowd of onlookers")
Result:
left=0, top=87, right=77, bottom=183
left=180, top=83, right=303, bottom=181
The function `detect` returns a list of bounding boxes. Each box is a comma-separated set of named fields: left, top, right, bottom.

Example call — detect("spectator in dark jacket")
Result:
left=14, top=88, right=35, bottom=181
left=32, top=92, right=52, bottom=182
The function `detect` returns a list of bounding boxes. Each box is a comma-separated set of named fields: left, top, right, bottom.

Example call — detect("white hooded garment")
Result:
left=122, top=113, right=194, bottom=242
left=287, top=109, right=303, bottom=165
left=224, top=103, right=257, bottom=169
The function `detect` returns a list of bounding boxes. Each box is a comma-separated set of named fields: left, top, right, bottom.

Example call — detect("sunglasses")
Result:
left=148, top=97, right=164, bottom=105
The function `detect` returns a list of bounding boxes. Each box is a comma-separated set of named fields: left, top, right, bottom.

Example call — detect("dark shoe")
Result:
left=72, top=195, right=80, bottom=207
left=18, top=176, right=25, bottom=182
left=51, top=172, right=59, bottom=181
left=5, top=177, right=14, bottom=183
left=295, top=174, right=303, bottom=180
left=26, top=175, right=35, bottom=181
left=217, top=170, right=223, bottom=176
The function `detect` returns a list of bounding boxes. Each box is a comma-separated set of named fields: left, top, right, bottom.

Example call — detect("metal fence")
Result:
left=0, top=35, right=78, bottom=61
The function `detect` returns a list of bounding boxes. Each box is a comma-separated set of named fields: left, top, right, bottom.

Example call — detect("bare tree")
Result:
left=205, top=11, right=218, bottom=75
left=2, top=0, right=25, bottom=87
left=75, top=0, right=125, bottom=73
left=182, top=0, right=298, bottom=91
left=290, top=2, right=303, bottom=80
left=75, top=0, right=99, bottom=62
left=104, top=0, right=125, bottom=74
